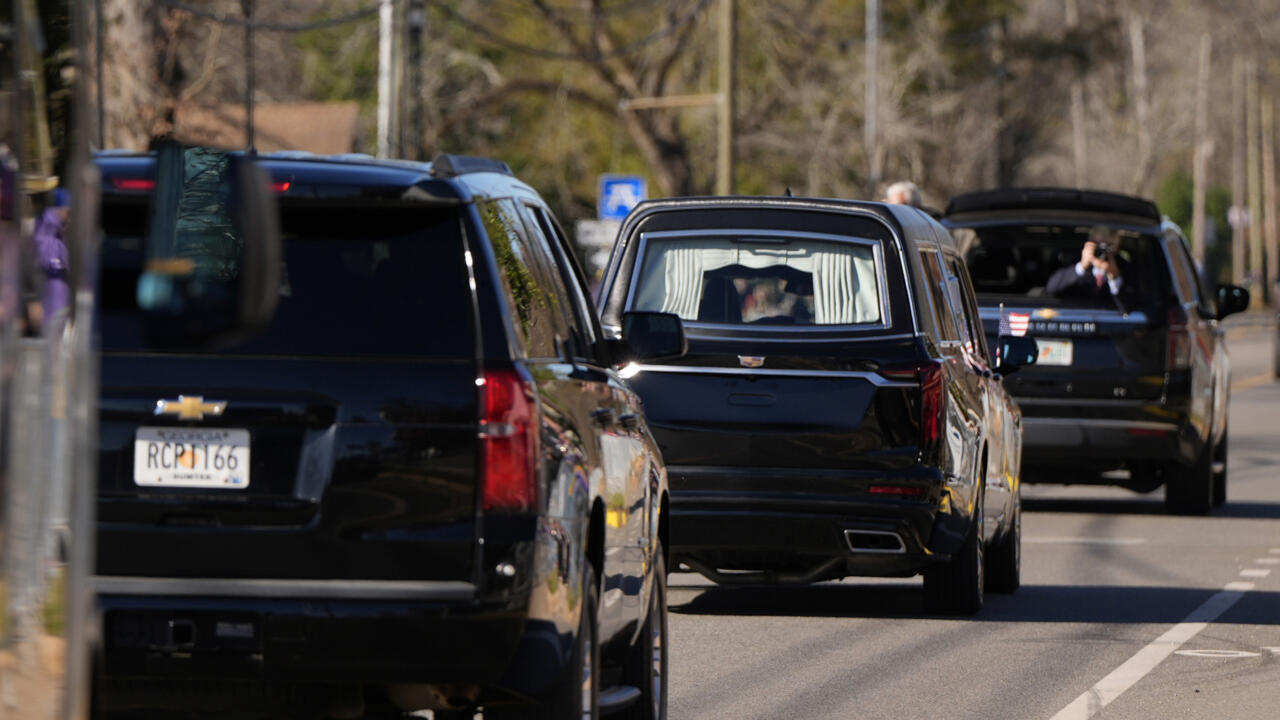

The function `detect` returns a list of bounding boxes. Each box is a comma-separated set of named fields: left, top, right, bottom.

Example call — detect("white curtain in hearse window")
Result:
left=633, top=236, right=881, bottom=325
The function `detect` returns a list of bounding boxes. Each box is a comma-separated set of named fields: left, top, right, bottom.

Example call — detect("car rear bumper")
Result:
left=665, top=465, right=970, bottom=580
left=1019, top=416, right=1198, bottom=469
left=96, top=578, right=560, bottom=691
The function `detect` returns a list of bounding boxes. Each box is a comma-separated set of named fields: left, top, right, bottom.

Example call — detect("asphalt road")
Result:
left=666, top=319, right=1280, bottom=720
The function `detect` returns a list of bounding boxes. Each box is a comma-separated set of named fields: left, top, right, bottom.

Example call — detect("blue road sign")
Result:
left=599, top=174, right=647, bottom=221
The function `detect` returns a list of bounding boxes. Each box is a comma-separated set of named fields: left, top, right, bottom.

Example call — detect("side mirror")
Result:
left=997, top=336, right=1038, bottom=375
left=1215, top=284, right=1250, bottom=320
left=610, top=311, right=687, bottom=365
left=137, top=141, right=281, bottom=347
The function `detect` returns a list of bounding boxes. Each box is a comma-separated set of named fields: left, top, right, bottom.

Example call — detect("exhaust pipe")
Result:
left=844, top=529, right=906, bottom=554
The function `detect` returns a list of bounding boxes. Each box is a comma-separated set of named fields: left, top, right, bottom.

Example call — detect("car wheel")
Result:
left=923, top=490, right=984, bottom=616
left=621, top=544, right=668, bottom=720
left=1164, top=444, right=1213, bottom=516
left=985, top=494, right=1020, bottom=594
left=1212, top=428, right=1228, bottom=508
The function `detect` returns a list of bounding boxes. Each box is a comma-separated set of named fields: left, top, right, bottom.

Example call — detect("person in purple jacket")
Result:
left=32, top=188, right=72, bottom=337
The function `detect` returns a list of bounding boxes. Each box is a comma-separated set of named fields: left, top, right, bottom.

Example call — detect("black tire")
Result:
left=923, top=491, right=984, bottom=616
left=1165, top=444, right=1214, bottom=516
left=521, top=563, right=600, bottom=720
left=620, top=546, right=668, bottom=720
left=1212, top=428, right=1228, bottom=508
left=985, top=494, right=1020, bottom=594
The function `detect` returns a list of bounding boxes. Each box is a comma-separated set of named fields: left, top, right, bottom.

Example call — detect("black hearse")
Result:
left=596, top=197, right=1036, bottom=615
left=94, top=150, right=682, bottom=719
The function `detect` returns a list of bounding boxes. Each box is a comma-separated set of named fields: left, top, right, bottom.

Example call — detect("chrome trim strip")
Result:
left=977, top=307, right=1150, bottom=324
left=683, top=331, right=918, bottom=344
left=624, top=228, right=894, bottom=333
left=843, top=529, right=907, bottom=555
left=95, top=576, right=477, bottom=601
left=1021, top=418, right=1179, bottom=432
left=629, top=364, right=914, bottom=387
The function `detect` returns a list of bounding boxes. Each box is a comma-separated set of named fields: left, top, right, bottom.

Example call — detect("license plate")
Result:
left=1036, top=338, right=1074, bottom=366
left=134, top=427, right=250, bottom=489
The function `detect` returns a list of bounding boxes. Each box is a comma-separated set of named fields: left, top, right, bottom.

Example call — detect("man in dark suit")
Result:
left=1046, top=228, right=1138, bottom=313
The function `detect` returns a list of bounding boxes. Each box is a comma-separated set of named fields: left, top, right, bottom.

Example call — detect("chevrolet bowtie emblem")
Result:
left=155, top=395, right=227, bottom=421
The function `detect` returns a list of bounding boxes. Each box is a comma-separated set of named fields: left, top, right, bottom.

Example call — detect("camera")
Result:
left=1094, top=242, right=1113, bottom=261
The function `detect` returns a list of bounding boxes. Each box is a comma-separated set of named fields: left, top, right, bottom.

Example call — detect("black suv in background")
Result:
left=596, top=197, right=1037, bottom=615
left=94, top=152, right=682, bottom=719
left=943, top=188, right=1249, bottom=514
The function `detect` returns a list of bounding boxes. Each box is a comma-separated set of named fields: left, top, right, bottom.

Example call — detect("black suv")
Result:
left=595, top=197, right=1036, bottom=615
left=943, top=188, right=1250, bottom=514
left=94, top=151, right=682, bottom=719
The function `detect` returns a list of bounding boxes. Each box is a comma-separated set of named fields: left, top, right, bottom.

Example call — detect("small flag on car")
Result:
left=1007, top=312, right=1030, bottom=337
left=998, top=306, right=1011, bottom=337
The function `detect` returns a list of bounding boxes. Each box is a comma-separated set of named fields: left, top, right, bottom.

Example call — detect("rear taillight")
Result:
left=479, top=368, right=537, bottom=512
left=1167, top=308, right=1191, bottom=370
left=880, top=361, right=946, bottom=451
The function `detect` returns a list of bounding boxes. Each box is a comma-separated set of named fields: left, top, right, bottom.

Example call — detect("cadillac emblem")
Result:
left=738, top=356, right=765, bottom=368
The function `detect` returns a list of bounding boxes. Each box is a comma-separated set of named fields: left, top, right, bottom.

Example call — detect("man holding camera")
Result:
left=1046, top=227, right=1138, bottom=313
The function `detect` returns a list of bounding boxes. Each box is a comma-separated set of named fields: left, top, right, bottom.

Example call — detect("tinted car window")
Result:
left=955, top=224, right=1168, bottom=310
left=1164, top=233, right=1210, bottom=315
left=918, top=249, right=960, bottom=342
left=529, top=205, right=602, bottom=361
left=630, top=234, right=883, bottom=326
left=99, top=202, right=474, bottom=357
left=477, top=198, right=562, bottom=359
left=949, top=256, right=990, bottom=362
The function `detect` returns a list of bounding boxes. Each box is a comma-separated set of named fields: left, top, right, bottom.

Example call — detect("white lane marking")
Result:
left=1256, top=558, right=1280, bottom=565
left=1264, top=647, right=1280, bottom=655
left=1174, top=649, right=1261, bottom=659
left=1048, top=584, right=1252, bottom=720
left=1025, top=537, right=1148, bottom=546
left=1240, top=568, right=1271, bottom=578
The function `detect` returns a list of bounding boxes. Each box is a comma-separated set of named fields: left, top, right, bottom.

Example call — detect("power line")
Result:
left=436, top=0, right=714, bottom=62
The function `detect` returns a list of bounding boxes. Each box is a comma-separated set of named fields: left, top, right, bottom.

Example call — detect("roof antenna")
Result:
left=784, top=186, right=793, bottom=197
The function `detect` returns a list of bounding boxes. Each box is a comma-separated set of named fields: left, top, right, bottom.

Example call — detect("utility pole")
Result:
left=1191, top=33, right=1211, bottom=267
left=1128, top=11, right=1151, bottom=195
left=716, top=0, right=735, bottom=195
left=241, top=0, right=255, bottom=151
left=405, top=0, right=426, bottom=160
left=1232, top=57, right=1247, bottom=285
left=1066, top=0, right=1087, bottom=188
left=376, top=0, right=395, bottom=158
left=864, top=0, right=880, bottom=196
left=1264, top=95, right=1277, bottom=306
left=1247, top=59, right=1264, bottom=306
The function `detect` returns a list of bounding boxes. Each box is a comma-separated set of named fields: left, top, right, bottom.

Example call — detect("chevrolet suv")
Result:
left=94, top=151, right=682, bottom=719
left=943, top=188, right=1249, bottom=514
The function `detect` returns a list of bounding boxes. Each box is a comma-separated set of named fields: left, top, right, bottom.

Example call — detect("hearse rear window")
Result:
left=630, top=234, right=883, bottom=326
